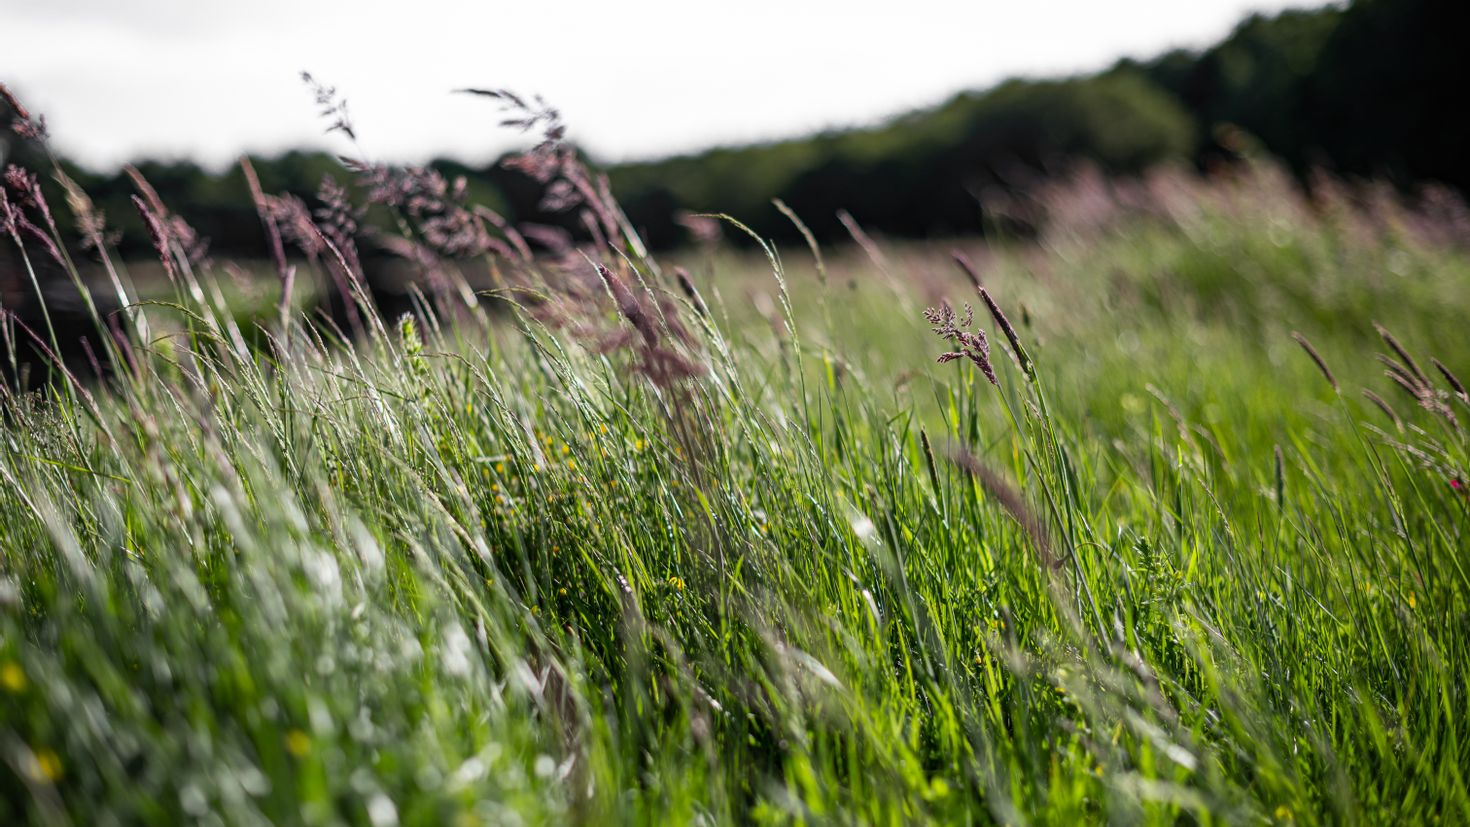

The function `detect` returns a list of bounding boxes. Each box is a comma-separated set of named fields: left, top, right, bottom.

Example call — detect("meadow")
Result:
left=1, top=103, right=1469, bottom=823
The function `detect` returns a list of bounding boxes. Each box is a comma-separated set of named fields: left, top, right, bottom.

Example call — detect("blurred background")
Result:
left=2, top=0, right=1466, bottom=289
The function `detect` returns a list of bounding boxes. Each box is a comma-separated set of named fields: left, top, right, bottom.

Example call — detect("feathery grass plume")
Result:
left=951, top=250, right=983, bottom=291
left=1290, top=332, right=1338, bottom=392
left=0, top=82, right=46, bottom=140
left=1375, top=323, right=1430, bottom=388
left=4, top=165, right=54, bottom=230
left=924, top=302, right=998, bottom=385
left=351, top=162, right=496, bottom=259
left=130, top=195, right=177, bottom=283
left=455, top=88, right=564, bottom=146
left=265, top=193, right=325, bottom=259
left=978, top=286, right=1034, bottom=379
left=239, top=157, right=295, bottom=327
left=124, top=165, right=166, bottom=216
left=1, top=168, right=63, bottom=267
left=314, top=175, right=363, bottom=259
left=263, top=192, right=367, bottom=335
left=596, top=263, right=656, bottom=346
left=1432, top=358, right=1467, bottom=404
left=459, top=87, right=621, bottom=247
left=301, top=72, right=356, bottom=141
left=950, top=448, right=1060, bottom=571
left=592, top=263, right=702, bottom=387
left=124, top=166, right=208, bottom=267
left=1362, top=389, right=1404, bottom=431
left=423, top=185, right=496, bottom=257
left=0, top=83, right=31, bottom=122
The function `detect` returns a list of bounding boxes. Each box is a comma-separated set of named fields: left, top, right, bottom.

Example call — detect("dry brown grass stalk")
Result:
left=978, top=286, right=1033, bottom=378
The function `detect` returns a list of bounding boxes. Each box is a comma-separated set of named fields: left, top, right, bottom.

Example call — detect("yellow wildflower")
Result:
left=1, top=662, right=25, bottom=693
left=33, top=748, right=62, bottom=782
left=286, top=729, right=311, bottom=757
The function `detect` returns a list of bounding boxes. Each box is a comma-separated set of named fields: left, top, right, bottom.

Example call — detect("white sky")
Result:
left=7, top=0, right=1317, bottom=172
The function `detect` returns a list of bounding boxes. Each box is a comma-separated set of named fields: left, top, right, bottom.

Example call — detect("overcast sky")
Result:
left=7, top=0, right=1317, bottom=171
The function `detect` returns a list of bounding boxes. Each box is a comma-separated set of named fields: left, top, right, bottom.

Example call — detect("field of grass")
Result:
left=1, top=158, right=1469, bottom=824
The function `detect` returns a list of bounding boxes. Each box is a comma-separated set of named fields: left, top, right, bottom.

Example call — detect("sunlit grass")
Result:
left=1, top=164, right=1468, bottom=824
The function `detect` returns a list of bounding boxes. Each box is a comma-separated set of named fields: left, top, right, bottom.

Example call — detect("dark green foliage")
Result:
left=614, top=72, right=1196, bottom=246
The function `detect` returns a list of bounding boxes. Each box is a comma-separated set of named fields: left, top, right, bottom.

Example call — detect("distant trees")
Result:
left=614, top=0, right=1468, bottom=246
left=610, top=71, right=1197, bottom=245
left=1132, top=0, right=1469, bottom=189
left=1306, top=0, right=1470, bottom=192
left=1127, top=7, right=1343, bottom=171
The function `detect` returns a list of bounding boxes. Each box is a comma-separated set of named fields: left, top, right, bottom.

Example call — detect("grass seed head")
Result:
left=1432, top=358, right=1467, bottom=404
left=0, top=83, right=46, bottom=140
left=1375, top=322, right=1430, bottom=388
left=925, top=302, right=998, bottom=385
left=131, top=195, right=177, bottom=282
left=1290, top=332, right=1338, bottom=392
left=978, top=286, right=1033, bottom=378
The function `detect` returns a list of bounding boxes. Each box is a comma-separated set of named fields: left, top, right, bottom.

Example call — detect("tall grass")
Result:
left=1, top=87, right=1468, bottom=824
